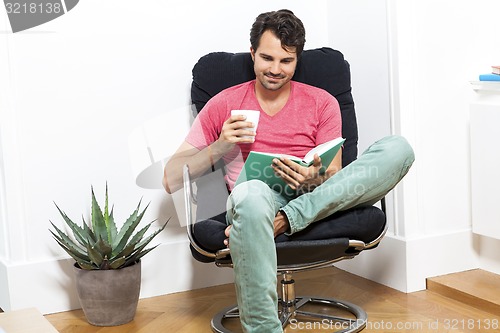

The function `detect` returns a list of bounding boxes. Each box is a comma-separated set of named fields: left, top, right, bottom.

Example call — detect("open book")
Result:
left=234, top=137, right=345, bottom=193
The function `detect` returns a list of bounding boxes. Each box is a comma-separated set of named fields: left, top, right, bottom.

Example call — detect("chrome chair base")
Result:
left=210, top=272, right=367, bottom=333
left=211, top=297, right=367, bottom=333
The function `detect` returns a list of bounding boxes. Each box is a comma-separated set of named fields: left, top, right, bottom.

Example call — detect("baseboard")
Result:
left=335, top=233, right=409, bottom=291
left=336, top=229, right=479, bottom=293
left=0, top=258, right=10, bottom=312
left=477, top=235, right=500, bottom=274
left=0, top=240, right=233, bottom=315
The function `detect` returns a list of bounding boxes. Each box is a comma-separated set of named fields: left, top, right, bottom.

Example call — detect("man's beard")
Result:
left=259, top=72, right=288, bottom=91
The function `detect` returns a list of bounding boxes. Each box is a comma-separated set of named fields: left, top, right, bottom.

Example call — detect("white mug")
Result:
left=231, top=110, right=260, bottom=140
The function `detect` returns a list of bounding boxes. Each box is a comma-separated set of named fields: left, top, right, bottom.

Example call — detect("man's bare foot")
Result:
left=223, top=211, right=289, bottom=247
left=224, top=225, right=231, bottom=247
left=274, top=211, right=290, bottom=238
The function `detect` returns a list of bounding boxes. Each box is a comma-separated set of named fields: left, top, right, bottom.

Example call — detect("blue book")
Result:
left=479, top=74, right=500, bottom=81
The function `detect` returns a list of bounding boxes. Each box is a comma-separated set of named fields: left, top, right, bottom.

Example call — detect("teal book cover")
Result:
left=235, top=137, right=345, bottom=193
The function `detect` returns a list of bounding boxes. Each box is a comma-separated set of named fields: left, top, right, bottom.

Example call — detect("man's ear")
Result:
left=250, top=47, right=255, bottom=61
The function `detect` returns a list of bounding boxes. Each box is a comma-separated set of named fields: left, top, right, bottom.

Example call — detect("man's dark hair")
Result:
left=250, top=9, right=306, bottom=58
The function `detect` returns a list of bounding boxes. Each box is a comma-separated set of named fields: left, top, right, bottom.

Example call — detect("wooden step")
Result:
left=427, top=269, right=500, bottom=316
left=0, top=308, right=59, bottom=333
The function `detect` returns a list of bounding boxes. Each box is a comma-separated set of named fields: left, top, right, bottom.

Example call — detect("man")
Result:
left=164, top=9, right=414, bottom=333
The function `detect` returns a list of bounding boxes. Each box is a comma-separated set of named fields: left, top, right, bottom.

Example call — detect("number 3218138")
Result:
left=443, top=319, right=499, bottom=330
left=5, top=2, right=62, bottom=14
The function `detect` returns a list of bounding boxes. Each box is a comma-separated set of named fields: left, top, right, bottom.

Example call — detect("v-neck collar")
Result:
left=251, top=80, right=294, bottom=119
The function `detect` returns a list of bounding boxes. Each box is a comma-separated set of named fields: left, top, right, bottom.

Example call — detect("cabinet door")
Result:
left=470, top=103, right=500, bottom=239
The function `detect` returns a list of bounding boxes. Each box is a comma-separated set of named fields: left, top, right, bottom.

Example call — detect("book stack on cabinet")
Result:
left=479, top=65, right=500, bottom=81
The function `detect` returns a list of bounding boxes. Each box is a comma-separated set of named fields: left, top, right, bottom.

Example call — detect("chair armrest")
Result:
left=349, top=197, right=388, bottom=251
left=183, top=164, right=217, bottom=259
left=349, top=222, right=387, bottom=251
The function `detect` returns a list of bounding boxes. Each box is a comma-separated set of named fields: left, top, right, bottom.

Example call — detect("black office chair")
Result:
left=184, top=47, right=387, bottom=333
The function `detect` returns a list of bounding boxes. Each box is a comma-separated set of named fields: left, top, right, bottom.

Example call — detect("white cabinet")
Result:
left=470, top=84, right=500, bottom=239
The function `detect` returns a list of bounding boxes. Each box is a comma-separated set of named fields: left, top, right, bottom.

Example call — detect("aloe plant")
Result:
left=50, top=185, right=167, bottom=270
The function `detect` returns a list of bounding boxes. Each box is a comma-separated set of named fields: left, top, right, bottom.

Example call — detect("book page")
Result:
left=303, top=137, right=344, bottom=164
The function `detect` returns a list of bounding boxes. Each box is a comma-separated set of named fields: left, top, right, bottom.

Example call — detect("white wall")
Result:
left=327, top=1, right=391, bottom=152
left=0, top=0, right=334, bottom=314
left=326, top=0, right=398, bottom=232
left=339, top=0, right=500, bottom=292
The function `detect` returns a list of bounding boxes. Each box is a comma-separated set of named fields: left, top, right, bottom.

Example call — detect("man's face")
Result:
left=251, top=30, right=297, bottom=92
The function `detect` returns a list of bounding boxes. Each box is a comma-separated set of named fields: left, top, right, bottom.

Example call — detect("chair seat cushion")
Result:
left=190, top=206, right=386, bottom=263
left=276, top=206, right=386, bottom=242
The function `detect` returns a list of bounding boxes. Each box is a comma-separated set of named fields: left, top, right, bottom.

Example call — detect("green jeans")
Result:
left=226, top=135, right=415, bottom=333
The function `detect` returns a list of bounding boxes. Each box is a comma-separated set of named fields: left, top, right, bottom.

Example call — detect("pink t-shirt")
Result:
left=186, top=80, right=342, bottom=191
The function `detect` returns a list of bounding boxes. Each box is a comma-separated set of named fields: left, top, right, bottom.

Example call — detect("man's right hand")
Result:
left=216, top=114, right=256, bottom=152
left=163, top=114, right=256, bottom=194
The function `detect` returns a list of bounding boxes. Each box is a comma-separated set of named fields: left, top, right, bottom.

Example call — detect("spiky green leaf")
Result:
left=53, top=204, right=88, bottom=247
left=103, top=183, right=118, bottom=245
left=108, top=256, right=126, bottom=269
left=112, top=200, right=142, bottom=248
left=128, top=221, right=154, bottom=245
left=107, top=206, right=118, bottom=247
left=123, top=245, right=159, bottom=268
left=87, top=242, right=104, bottom=266
left=110, top=221, right=151, bottom=258
left=118, top=234, right=152, bottom=267
left=133, top=220, right=168, bottom=253
left=120, top=221, right=168, bottom=268
left=91, top=186, right=108, bottom=244
left=79, top=216, right=96, bottom=243
left=50, top=232, right=89, bottom=262
left=93, top=238, right=112, bottom=258
left=110, top=239, right=139, bottom=262
left=112, top=201, right=149, bottom=255
left=49, top=223, right=88, bottom=259
left=76, top=261, right=97, bottom=270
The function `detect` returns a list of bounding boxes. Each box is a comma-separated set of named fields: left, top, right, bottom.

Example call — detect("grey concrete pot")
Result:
left=73, top=260, right=141, bottom=326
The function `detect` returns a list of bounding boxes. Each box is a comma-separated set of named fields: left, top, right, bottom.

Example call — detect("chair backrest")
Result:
left=191, top=47, right=358, bottom=167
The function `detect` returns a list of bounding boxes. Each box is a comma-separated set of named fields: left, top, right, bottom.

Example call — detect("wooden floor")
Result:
left=45, top=267, right=500, bottom=333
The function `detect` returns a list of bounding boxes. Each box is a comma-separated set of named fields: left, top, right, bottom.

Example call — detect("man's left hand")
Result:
left=272, top=154, right=325, bottom=193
